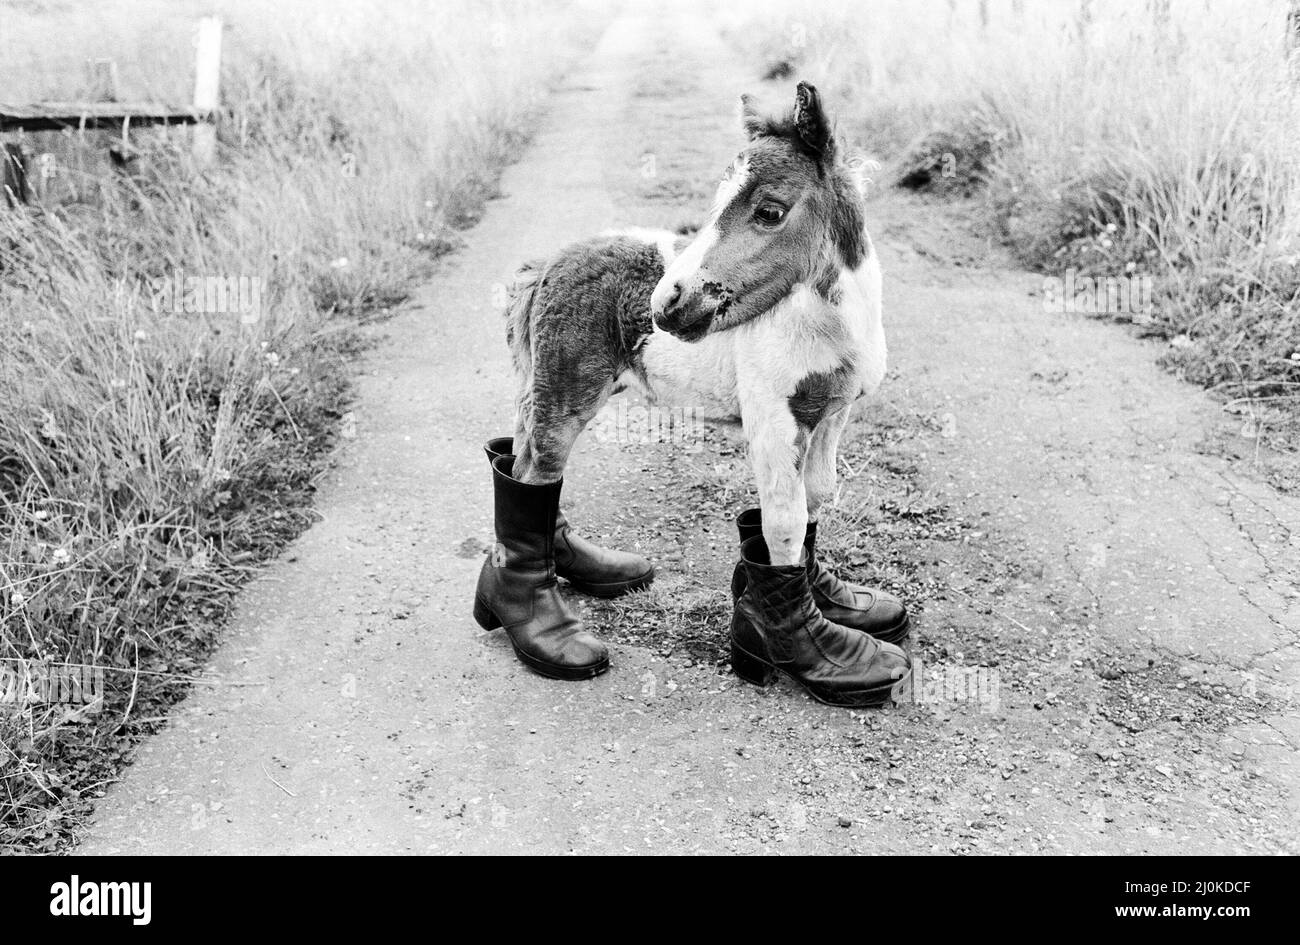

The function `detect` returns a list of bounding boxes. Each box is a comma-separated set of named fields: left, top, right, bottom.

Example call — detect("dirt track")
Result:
left=80, top=7, right=1298, bottom=855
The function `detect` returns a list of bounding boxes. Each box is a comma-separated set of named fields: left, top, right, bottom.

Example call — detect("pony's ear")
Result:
left=740, top=94, right=766, bottom=140
left=793, top=81, right=834, bottom=158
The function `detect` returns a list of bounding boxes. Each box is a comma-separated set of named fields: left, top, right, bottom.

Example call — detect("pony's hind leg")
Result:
left=512, top=375, right=654, bottom=597
left=508, top=255, right=620, bottom=485
left=501, top=238, right=655, bottom=596
left=508, top=325, right=655, bottom=598
left=512, top=379, right=614, bottom=485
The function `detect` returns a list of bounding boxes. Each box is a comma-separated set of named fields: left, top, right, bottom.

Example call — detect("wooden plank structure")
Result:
left=0, top=102, right=209, bottom=134
left=0, top=16, right=222, bottom=205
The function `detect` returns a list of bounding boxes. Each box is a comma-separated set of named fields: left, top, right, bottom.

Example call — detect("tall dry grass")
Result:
left=723, top=0, right=1300, bottom=422
left=0, top=0, right=604, bottom=850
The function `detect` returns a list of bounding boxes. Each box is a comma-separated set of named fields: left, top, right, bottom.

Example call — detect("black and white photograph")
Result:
left=0, top=0, right=1295, bottom=880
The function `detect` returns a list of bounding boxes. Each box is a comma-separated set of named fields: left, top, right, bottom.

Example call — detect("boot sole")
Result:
left=473, top=596, right=610, bottom=681
left=873, top=613, right=911, bottom=646
left=730, top=641, right=910, bottom=709
left=561, top=565, right=655, bottom=599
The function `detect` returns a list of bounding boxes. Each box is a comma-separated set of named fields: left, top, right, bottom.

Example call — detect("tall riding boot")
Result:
left=484, top=437, right=653, bottom=597
left=473, top=455, right=609, bottom=680
left=731, top=536, right=911, bottom=708
left=730, top=508, right=910, bottom=643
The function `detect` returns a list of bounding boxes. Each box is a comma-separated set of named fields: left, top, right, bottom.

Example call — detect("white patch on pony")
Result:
left=650, top=157, right=750, bottom=313
left=842, top=234, right=887, bottom=395
left=623, top=326, right=740, bottom=422
left=707, top=156, right=751, bottom=218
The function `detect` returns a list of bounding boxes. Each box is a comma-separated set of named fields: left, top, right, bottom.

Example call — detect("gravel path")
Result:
left=79, top=6, right=1297, bottom=855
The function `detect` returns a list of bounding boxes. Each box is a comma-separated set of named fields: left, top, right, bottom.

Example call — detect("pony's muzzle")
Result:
left=654, top=280, right=683, bottom=315
left=652, top=279, right=717, bottom=341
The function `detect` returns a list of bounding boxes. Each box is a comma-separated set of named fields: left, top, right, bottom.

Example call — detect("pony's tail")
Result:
left=503, top=259, right=546, bottom=447
left=504, top=259, right=544, bottom=379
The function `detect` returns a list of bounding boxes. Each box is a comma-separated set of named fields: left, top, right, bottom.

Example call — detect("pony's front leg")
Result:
left=731, top=386, right=911, bottom=709
left=798, top=400, right=912, bottom=645
left=803, top=403, right=853, bottom=522
left=743, top=400, right=810, bottom=567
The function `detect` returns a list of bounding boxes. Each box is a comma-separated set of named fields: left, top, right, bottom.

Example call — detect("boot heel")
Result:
left=473, top=596, right=502, bottom=630
left=730, top=642, right=775, bottom=687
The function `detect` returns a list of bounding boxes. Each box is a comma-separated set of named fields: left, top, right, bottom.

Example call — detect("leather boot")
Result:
left=484, top=437, right=653, bottom=597
left=730, top=536, right=911, bottom=707
left=473, top=455, right=609, bottom=680
left=730, top=508, right=909, bottom=644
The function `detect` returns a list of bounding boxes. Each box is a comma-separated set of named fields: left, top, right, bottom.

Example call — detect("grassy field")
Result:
left=0, top=0, right=603, bottom=851
left=722, top=0, right=1300, bottom=457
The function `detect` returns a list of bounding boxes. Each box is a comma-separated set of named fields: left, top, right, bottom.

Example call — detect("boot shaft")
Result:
left=736, top=508, right=817, bottom=558
left=489, top=454, right=561, bottom=572
left=734, top=508, right=816, bottom=601
left=736, top=536, right=821, bottom=648
left=484, top=436, right=514, bottom=464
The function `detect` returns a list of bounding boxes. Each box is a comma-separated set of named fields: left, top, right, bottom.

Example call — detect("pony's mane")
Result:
left=745, top=108, right=801, bottom=143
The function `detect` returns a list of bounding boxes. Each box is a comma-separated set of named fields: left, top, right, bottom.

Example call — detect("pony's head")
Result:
left=650, top=81, right=867, bottom=341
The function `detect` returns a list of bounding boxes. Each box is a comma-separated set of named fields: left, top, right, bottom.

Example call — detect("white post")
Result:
left=192, top=16, right=223, bottom=167
left=87, top=58, right=120, bottom=102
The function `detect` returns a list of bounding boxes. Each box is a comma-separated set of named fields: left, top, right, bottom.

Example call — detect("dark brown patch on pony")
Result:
left=827, top=172, right=866, bottom=270
left=788, top=363, right=858, bottom=431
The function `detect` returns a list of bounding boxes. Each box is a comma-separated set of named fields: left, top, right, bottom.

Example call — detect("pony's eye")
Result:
left=754, top=205, right=786, bottom=226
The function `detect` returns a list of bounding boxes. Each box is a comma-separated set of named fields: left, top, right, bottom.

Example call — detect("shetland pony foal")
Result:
left=476, top=83, right=911, bottom=705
